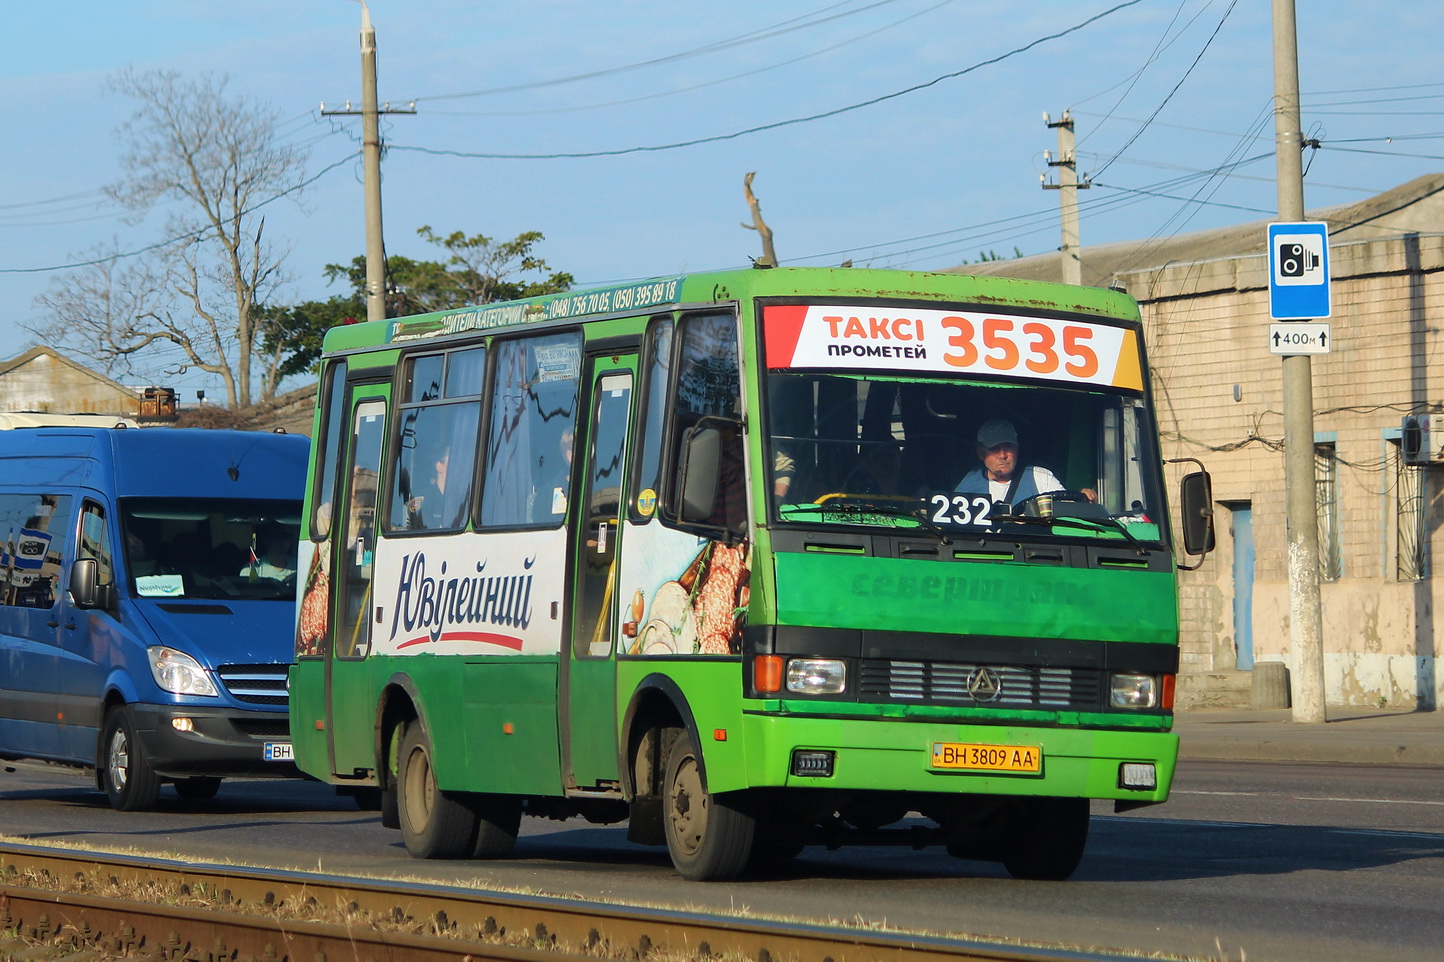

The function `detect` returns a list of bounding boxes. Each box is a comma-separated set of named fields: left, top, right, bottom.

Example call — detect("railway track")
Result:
left=0, top=841, right=1162, bottom=962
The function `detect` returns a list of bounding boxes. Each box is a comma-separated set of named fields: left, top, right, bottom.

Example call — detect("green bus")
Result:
left=289, top=266, right=1213, bottom=881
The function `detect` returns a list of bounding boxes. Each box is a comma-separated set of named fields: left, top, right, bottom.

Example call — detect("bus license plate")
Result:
left=264, top=742, right=294, bottom=762
left=931, top=742, right=1041, bottom=773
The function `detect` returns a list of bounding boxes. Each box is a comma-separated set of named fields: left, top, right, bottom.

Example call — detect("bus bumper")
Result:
left=737, top=713, right=1177, bottom=803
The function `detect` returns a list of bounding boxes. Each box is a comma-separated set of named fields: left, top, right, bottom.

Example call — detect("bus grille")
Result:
left=216, top=664, right=289, bottom=707
left=858, top=660, right=1103, bottom=711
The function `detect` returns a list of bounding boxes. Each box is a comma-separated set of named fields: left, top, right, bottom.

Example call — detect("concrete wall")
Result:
left=1124, top=233, right=1444, bottom=708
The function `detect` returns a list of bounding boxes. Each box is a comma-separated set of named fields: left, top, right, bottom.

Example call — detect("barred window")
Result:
left=1315, top=443, right=1341, bottom=581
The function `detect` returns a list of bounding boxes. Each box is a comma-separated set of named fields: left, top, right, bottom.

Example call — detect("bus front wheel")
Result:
left=662, top=730, right=755, bottom=881
left=102, top=706, right=162, bottom=812
left=1000, top=797, right=1090, bottom=881
left=398, top=723, right=477, bottom=859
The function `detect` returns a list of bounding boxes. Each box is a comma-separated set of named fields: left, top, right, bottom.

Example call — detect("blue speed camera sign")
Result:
left=1268, top=222, right=1331, bottom=319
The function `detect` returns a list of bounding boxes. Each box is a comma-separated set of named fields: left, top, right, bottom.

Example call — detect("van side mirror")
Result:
left=1176, top=467, right=1215, bottom=571
left=69, top=558, right=115, bottom=610
left=678, top=426, right=721, bottom=523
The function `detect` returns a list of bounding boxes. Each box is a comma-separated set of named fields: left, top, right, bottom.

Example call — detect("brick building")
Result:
left=962, top=173, right=1444, bottom=709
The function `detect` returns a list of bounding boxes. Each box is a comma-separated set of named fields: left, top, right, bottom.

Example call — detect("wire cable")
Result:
left=390, top=1, right=1144, bottom=161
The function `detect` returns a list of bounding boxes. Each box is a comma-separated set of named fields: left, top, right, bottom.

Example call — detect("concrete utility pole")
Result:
left=322, top=1, right=414, bottom=322
left=1042, top=111, right=1089, bottom=286
left=1273, top=0, right=1327, bottom=723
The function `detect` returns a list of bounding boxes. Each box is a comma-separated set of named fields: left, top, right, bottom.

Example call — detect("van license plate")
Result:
left=264, top=742, right=294, bottom=762
left=931, top=742, right=1041, bottom=773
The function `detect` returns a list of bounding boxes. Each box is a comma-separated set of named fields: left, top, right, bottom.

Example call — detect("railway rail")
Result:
left=0, top=841, right=1154, bottom=962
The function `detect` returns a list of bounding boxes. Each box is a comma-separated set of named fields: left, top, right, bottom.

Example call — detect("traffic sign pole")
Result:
left=1273, top=0, right=1327, bottom=724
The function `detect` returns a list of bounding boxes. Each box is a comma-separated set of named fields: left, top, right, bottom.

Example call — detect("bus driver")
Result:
left=956, top=419, right=1084, bottom=507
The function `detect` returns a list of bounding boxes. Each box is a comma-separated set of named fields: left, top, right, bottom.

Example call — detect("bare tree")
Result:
left=741, top=172, right=778, bottom=268
left=30, top=69, right=309, bottom=407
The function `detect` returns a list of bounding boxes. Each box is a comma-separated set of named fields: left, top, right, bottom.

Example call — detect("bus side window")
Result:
left=628, top=316, right=673, bottom=522
left=385, top=350, right=483, bottom=533
left=480, top=332, right=582, bottom=528
left=311, top=361, right=348, bottom=540
left=662, top=312, right=745, bottom=536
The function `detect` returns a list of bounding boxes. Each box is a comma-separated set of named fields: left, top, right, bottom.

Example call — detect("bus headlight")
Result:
left=1109, top=673, right=1157, bottom=709
left=786, top=659, right=846, bottom=695
left=148, top=646, right=219, bottom=697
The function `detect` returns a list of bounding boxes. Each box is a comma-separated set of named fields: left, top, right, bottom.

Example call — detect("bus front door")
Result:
left=564, top=356, right=636, bottom=792
left=326, top=395, right=388, bottom=780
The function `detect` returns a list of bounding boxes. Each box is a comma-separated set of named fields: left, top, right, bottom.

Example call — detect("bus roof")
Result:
left=320, top=265, right=1142, bottom=356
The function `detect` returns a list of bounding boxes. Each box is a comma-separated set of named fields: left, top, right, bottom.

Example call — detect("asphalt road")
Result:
left=1, top=757, right=1439, bottom=962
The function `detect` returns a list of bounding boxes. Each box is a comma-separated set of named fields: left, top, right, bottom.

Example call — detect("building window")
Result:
left=1315, top=443, right=1341, bottom=581
left=1394, top=445, right=1427, bottom=581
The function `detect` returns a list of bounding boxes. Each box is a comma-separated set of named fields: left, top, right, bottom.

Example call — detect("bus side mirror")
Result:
left=678, top=426, right=721, bottom=523
left=1177, top=469, right=1215, bottom=570
left=69, top=558, right=115, bottom=610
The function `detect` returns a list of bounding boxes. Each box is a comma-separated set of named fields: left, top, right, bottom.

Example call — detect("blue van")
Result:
left=0, top=419, right=308, bottom=810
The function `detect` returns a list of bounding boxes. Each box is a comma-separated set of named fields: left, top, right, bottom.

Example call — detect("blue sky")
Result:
left=2, top=1, right=1438, bottom=401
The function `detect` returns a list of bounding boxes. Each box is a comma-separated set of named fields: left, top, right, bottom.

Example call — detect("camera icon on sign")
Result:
left=1277, top=241, right=1321, bottom=278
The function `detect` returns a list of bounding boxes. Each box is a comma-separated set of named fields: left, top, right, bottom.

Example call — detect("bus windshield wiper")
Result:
left=990, top=512, right=1152, bottom=555
left=780, top=499, right=952, bottom=544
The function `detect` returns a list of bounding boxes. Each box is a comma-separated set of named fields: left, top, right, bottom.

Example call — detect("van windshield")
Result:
left=119, top=498, right=302, bottom=601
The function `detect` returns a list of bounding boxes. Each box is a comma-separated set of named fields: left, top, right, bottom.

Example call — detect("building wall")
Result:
left=0, top=351, right=137, bottom=415
left=1124, top=233, right=1444, bottom=708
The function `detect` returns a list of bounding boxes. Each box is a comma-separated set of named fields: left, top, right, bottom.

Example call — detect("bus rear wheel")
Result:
left=398, top=722, right=477, bottom=859
left=470, top=795, right=522, bottom=859
left=1000, top=797, right=1090, bottom=881
left=662, top=730, right=754, bottom=881
left=102, top=706, right=161, bottom=812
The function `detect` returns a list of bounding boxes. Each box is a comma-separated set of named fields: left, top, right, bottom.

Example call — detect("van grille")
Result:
left=858, top=660, right=1103, bottom=711
left=233, top=718, right=291, bottom=739
left=216, top=664, right=289, bottom=707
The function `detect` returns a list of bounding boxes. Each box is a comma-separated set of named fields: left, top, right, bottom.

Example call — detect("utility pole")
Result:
left=1042, top=111, right=1089, bottom=286
left=1273, top=0, right=1327, bottom=723
left=322, top=1, right=414, bottom=322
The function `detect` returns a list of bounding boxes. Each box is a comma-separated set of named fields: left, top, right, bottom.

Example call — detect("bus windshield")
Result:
left=121, top=498, right=302, bottom=601
left=767, top=371, right=1164, bottom=539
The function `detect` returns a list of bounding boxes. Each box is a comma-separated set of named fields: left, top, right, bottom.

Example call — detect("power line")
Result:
left=418, top=0, right=958, bottom=119
left=0, top=154, right=356, bottom=276
left=408, top=0, right=906, bottom=102
left=389, top=1, right=1144, bottom=161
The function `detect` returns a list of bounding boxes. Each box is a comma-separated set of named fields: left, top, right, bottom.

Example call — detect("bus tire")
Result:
left=102, top=706, right=162, bottom=812
left=398, top=723, right=477, bottom=859
left=173, top=777, right=222, bottom=800
left=1001, top=797, right=1089, bottom=881
left=662, top=730, right=755, bottom=881
left=469, top=795, right=522, bottom=859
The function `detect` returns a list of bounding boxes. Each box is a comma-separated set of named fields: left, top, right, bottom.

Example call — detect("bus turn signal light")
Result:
left=754, top=655, right=783, bottom=693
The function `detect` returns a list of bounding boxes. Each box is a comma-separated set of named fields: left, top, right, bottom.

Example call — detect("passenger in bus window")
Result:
left=531, top=427, right=574, bottom=520
left=407, top=446, right=452, bottom=529
left=955, top=419, right=1070, bottom=506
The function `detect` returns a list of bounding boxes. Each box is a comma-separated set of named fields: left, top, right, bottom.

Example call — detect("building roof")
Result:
left=950, top=173, right=1444, bottom=287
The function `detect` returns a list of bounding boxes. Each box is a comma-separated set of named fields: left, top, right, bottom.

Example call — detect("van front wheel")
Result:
left=102, top=707, right=162, bottom=812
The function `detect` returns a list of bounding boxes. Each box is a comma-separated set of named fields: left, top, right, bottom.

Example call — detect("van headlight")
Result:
left=148, top=646, right=219, bottom=697
left=1109, top=673, right=1158, bottom=709
left=786, top=659, right=846, bottom=695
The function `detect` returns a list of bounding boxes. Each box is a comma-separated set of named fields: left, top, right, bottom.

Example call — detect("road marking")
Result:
left=1099, top=815, right=1444, bottom=840
left=1176, top=789, right=1444, bottom=806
